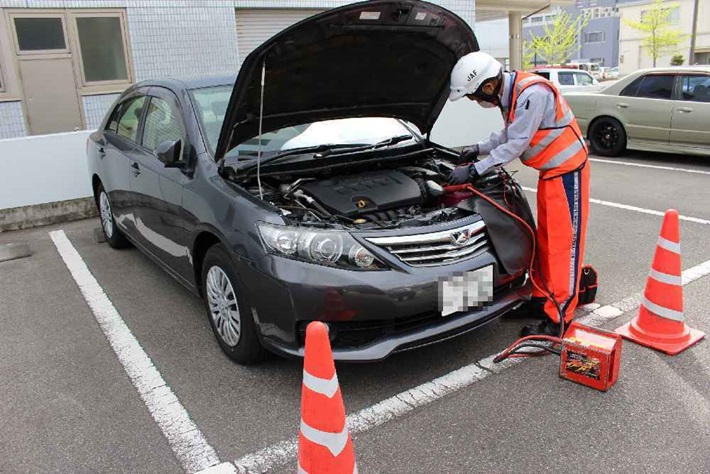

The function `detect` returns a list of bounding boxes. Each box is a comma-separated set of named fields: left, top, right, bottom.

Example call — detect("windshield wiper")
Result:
left=315, top=135, right=414, bottom=158
left=242, top=143, right=366, bottom=169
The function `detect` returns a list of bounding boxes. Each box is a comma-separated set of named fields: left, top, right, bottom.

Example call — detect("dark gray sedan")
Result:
left=87, top=0, right=533, bottom=364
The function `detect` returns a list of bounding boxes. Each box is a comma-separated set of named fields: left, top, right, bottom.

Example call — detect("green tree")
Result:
left=524, top=11, right=589, bottom=66
left=671, top=54, right=685, bottom=65
left=623, top=0, right=688, bottom=67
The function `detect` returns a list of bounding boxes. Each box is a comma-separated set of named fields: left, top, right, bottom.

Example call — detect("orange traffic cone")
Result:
left=616, top=209, right=705, bottom=355
left=298, top=322, right=357, bottom=473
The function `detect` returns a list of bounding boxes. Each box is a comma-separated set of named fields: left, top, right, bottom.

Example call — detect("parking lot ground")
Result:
left=1, top=151, right=709, bottom=473
left=350, top=278, right=710, bottom=474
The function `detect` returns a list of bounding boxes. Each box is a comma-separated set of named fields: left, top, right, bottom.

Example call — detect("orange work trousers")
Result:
left=531, top=162, right=590, bottom=323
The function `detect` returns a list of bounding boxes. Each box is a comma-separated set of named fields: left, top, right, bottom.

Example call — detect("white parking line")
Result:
left=590, top=158, right=710, bottom=176
left=521, top=186, right=710, bottom=225
left=49, top=230, right=220, bottom=473
left=219, top=258, right=710, bottom=474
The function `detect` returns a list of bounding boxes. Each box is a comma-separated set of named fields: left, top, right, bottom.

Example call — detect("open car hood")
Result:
left=215, top=0, right=478, bottom=159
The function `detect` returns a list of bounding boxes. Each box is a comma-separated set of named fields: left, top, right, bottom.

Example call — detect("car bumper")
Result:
left=238, top=246, right=530, bottom=361
left=262, top=282, right=529, bottom=361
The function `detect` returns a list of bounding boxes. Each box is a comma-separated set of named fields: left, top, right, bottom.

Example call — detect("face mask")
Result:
left=471, top=72, right=503, bottom=106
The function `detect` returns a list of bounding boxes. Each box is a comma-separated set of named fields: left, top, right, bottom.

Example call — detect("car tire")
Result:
left=589, top=117, right=627, bottom=157
left=201, top=244, right=267, bottom=365
left=96, top=183, right=131, bottom=249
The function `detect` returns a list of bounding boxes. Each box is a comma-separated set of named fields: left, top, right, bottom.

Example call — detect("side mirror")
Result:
left=156, top=139, right=183, bottom=168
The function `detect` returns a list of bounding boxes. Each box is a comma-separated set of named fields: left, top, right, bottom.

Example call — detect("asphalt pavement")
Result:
left=1, top=151, right=709, bottom=473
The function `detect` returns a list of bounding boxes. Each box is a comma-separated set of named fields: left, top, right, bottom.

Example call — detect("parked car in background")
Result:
left=531, top=68, right=604, bottom=93
left=565, top=67, right=710, bottom=157
left=86, top=1, right=534, bottom=364
left=567, top=62, right=603, bottom=79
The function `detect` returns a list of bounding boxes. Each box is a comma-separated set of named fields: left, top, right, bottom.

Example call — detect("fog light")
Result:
left=349, top=245, right=375, bottom=268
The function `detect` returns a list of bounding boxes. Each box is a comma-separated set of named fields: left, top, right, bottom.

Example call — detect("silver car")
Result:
left=565, top=66, right=710, bottom=157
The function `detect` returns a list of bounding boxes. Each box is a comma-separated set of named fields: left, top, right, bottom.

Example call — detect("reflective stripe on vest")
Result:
left=508, top=71, right=587, bottom=177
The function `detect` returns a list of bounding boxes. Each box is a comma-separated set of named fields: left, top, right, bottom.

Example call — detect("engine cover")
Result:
left=300, top=170, right=423, bottom=217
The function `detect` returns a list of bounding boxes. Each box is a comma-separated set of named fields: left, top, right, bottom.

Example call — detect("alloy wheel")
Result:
left=596, top=123, right=619, bottom=150
left=206, top=266, right=241, bottom=347
left=99, top=192, right=114, bottom=239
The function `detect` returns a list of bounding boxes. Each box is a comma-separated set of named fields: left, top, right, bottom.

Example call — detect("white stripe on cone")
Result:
left=642, top=296, right=684, bottom=322
left=648, top=268, right=683, bottom=286
left=303, top=370, right=339, bottom=398
left=657, top=237, right=681, bottom=254
left=298, top=463, right=358, bottom=474
left=300, top=419, right=350, bottom=457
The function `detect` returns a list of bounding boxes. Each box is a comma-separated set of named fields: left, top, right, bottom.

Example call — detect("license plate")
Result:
left=439, top=265, right=494, bottom=317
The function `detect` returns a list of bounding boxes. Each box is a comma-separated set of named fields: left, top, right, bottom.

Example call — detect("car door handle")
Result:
left=676, top=107, right=693, bottom=113
left=131, top=162, right=141, bottom=176
left=98, top=147, right=105, bottom=158
left=616, top=103, right=630, bottom=109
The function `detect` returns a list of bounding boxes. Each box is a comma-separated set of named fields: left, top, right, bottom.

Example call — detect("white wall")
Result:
left=0, top=131, right=94, bottom=209
left=474, top=18, right=510, bottom=62
left=431, top=100, right=504, bottom=148
left=0, top=103, right=502, bottom=211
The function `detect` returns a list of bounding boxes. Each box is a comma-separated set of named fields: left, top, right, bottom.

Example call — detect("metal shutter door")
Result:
left=235, top=9, right=324, bottom=63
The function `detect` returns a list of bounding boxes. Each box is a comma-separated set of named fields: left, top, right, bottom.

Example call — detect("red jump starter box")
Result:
left=560, top=322, right=622, bottom=392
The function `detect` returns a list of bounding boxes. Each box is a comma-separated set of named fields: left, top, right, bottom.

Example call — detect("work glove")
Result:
left=448, top=164, right=479, bottom=185
left=457, top=144, right=479, bottom=164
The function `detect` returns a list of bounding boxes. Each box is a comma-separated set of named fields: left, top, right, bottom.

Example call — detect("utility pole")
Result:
left=689, top=0, right=699, bottom=64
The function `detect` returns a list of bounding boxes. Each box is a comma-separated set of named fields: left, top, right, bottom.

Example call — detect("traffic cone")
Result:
left=298, top=322, right=357, bottom=473
left=616, top=209, right=705, bottom=355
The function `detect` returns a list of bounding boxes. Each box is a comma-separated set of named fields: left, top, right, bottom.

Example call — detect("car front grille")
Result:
left=366, top=220, right=490, bottom=267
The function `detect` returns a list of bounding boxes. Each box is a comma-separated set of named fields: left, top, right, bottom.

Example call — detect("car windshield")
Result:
left=190, top=85, right=417, bottom=158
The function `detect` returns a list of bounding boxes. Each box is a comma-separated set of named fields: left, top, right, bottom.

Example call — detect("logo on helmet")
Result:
left=467, top=70, right=478, bottom=82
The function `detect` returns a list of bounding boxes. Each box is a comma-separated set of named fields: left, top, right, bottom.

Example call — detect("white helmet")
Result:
left=449, top=52, right=503, bottom=101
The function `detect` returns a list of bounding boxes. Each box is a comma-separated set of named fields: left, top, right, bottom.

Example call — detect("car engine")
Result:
left=224, top=147, right=521, bottom=230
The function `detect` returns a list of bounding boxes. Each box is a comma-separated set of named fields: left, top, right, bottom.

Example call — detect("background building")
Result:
left=618, top=0, right=710, bottom=75
left=523, top=0, right=638, bottom=67
left=0, top=0, right=574, bottom=140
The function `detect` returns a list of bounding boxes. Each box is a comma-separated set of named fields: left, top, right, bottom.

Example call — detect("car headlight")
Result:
left=257, top=223, right=384, bottom=270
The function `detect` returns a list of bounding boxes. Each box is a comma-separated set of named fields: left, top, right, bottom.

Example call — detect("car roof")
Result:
left=134, top=74, right=236, bottom=92
left=630, top=66, right=710, bottom=74
left=531, top=68, right=591, bottom=73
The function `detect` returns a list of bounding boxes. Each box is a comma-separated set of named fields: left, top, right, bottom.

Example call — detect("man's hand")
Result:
left=448, top=164, right=480, bottom=184
left=457, top=144, right=479, bottom=164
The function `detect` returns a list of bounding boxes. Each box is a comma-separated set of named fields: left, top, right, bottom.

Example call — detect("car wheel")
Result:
left=589, top=117, right=627, bottom=157
left=201, top=244, right=267, bottom=365
left=97, top=183, right=130, bottom=249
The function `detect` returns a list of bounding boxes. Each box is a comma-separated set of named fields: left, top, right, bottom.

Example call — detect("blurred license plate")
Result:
left=439, top=265, right=494, bottom=317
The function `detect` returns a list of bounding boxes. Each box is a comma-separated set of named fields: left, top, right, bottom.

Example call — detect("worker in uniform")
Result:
left=447, top=52, right=590, bottom=337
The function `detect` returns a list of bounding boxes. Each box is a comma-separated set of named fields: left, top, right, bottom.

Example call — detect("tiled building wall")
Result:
left=83, top=94, right=121, bottom=130
left=0, top=102, right=27, bottom=139
left=127, top=1, right=240, bottom=81
left=0, top=0, right=475, bottom=137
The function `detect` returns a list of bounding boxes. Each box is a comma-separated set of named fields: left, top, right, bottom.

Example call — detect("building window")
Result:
left=585, top=32, right=605, bottom=43
left=70, top=12, right=132, bottom=88
left=641, top=7, right=680, bottom=25
left=12, top=15, right=69, bottom=54
left=532, top=17, right=543, bottom=23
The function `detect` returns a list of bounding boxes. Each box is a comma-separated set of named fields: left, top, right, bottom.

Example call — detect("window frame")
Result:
left=621, top=73, right=676, bottom=100
left=67, top=10, right=134, bottom=95
left=573, top=72, right=595, bottom=86
left=105, top=92, right=148, bottom=145
left=137, top=87, right=190, bottom=163
left=676, top=74, right=710, bottom=103
left=138, top=93, right=188, bottom=161
left=584, top=31, right=605, bottom=44
left=8, top=11, right=70, bottom=56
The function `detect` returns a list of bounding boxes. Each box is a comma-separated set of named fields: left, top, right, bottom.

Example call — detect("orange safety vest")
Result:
left=507, top=71, right=588, bottom=178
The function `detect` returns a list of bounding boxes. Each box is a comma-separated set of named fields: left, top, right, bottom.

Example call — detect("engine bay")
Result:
left=221, top=146, right=507, bottom=229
